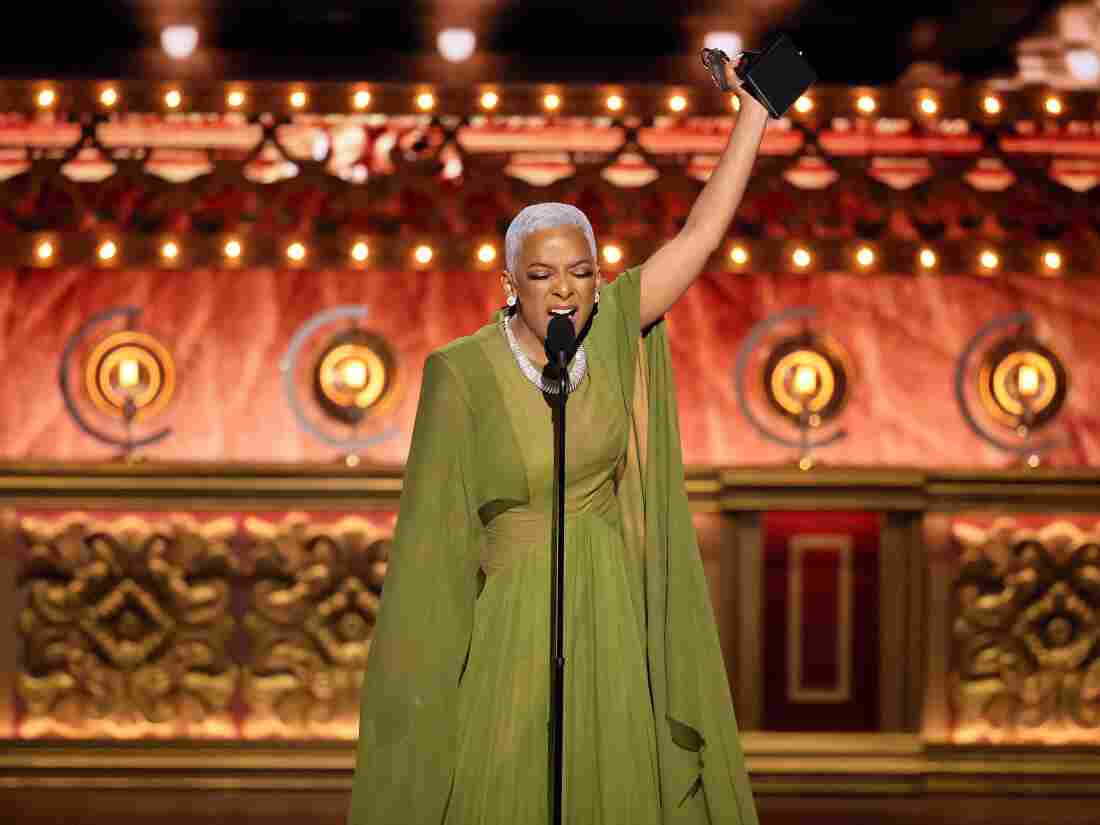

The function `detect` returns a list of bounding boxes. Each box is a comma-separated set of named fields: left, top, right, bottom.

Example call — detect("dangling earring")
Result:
left=506, top=294, right=517, bottom=307
left=594, top=290, right=600, bottom=304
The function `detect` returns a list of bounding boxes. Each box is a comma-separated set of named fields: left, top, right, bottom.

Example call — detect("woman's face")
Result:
left=503, top=224, right=601, bottom=347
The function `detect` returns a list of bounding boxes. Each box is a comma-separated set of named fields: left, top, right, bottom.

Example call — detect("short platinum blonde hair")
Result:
left=504, top=202, right=598, bottom=274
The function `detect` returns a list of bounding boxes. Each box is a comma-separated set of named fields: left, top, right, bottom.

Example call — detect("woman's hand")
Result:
left=723, top=55, right=770, bottom=120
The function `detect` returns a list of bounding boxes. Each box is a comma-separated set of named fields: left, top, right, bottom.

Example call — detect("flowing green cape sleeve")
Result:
left=347, top=351, right=480, bottom=825
left=599, top=266, right=759, bottom=825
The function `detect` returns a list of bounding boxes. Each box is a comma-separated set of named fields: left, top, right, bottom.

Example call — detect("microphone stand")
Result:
left=549, top=348, right=569, bottom=825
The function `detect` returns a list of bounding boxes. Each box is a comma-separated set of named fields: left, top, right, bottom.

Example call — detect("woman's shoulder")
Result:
left=425, top=320, right=500, bottom=395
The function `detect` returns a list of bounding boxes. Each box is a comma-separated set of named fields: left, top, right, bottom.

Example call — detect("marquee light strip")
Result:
left=16, top=233, right=1094, bottom=277
left=4, top=80, right=1100, bottom=120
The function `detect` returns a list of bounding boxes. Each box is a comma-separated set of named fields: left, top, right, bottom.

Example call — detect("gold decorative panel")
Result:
left=242, top=514, right=390, bottom=738
left=951, top=519, right=1100, bottom=743
left=16, top=513, right=239, bottom=737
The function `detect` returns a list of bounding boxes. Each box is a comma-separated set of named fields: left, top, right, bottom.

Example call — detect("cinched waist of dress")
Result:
left=480, top=479, right=620, bottom=575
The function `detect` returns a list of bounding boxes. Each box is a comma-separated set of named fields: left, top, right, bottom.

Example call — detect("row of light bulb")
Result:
left=728, top=243, right=1065, bottom=274
left=28, top=84, right=1080, bottom=118
left=32, top=238, right=627, bottom=268
left=33, top=236, right=1069, bottom=274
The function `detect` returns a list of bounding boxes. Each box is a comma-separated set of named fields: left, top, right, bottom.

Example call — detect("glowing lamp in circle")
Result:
left=118, top=358, right=140, bottom=389
left=313, top=329, right=398, bottom=424
left=978, top=335, right=1067, bottom=434
left=340, top=358, right=369, bottom=391
left=84, top=331, right=176, bottom=423
left=792, top=364, right=818, bottom=398
left=762, top=333, right=851, bottom=426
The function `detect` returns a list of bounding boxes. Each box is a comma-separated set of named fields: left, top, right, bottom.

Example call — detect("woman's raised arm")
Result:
left=638, top=70, right=769, bottom=329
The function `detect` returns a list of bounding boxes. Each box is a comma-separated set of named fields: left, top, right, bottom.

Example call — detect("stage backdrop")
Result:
left=1, top=266, right=1098, bottom=467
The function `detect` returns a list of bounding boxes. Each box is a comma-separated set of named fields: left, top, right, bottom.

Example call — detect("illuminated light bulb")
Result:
left=919, top=248, right=937, bottom=269
left=919, top=95, right=938, bottom=115
left=35, top=241, right=54, bottom=262
left=980, top=249, right=999, bottom=270
left=606, top=94, right=623, bottom=112
left=1043, top=250, right=1062, bottom=271
left=161, top=241, right=179, bottom=260
left=164, top=89, right=182, bottom=109
left=856, top=94, right=876, bottom=114
left=36, top=88, right=56, bottom=108
left=793, top=364, right=818, bottom=396
left=224, top=239, right=242, bottom=260
left=792, top=247, right=812, bottom=268
left=669, top=94, right=687, bottom=113
left=479, top=90, right=499, bottom=110
left=729, top=94, right=741, bottom=111
left=1067, top=48, right=1100, bottom=82
left=729, top=245, right=749, bottom=265
left=416, top=92, right=435, bottom=112
left=286, top=241, right=306, bottom=262
left=982, top=94, right=1002, bottom=115
left=351, top=241, right=369, bottom=263
left=352, top=89, right=372, bottom=110
left=602, top=244, right=623, bottom=265
left=227, top=89, right=246, bottom=108
left=543, top=92, right=561, bottom=112
left=289, top=90, right=308, bottom=109
left=341, top=359, right=368, bottom=390
left=161, top=24, right=198, bottom=60
left=99, top=87, right=119, bottom=107
left=414, top=244, right=434, bottom=265
left=1044, top=95, right=1063, bottom=115
left=1017, top=363, right=1040, bottom=397
left=98, top=240, right=117, bottom=262
left=118, top=358, right=140, bottom=389
left=856, top=246, right=875, bottom=267
left=437, top=27, right=476, bottom=63
left=794, top=95, right=813, bottom=114
left=477, top=243, right=497, bottom=264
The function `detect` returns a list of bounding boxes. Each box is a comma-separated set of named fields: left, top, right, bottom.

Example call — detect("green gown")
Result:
left=348, top=266, right=758, bottom=825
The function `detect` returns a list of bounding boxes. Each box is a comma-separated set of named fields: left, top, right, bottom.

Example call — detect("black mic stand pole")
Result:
left=549, top=348, right=569, bottom=825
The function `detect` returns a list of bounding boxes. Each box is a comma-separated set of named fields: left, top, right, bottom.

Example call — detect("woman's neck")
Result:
left=510, top=313, right=550, bottom=369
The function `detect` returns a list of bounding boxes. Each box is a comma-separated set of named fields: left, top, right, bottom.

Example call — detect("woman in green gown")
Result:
left=349, top=60, right=769, bottom=825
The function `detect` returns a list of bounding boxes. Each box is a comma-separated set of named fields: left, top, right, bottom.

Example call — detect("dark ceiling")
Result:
left=2, top=0, right=1064, bottom=85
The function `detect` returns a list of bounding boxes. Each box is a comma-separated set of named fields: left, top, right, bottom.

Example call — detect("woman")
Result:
left=349, top=58, right=768, bottom=825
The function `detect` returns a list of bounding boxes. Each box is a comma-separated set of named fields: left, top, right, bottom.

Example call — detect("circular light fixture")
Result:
left=161, top=24, right=199, bottom=60
left=763, top=332, right=851, bottom=425
left=979, top=335, right=1067, bottom=433
left=227, top=89, right=246, bottom=108
left=164, top=89, right=183, bottom=109
left=414, top=244, right=433, bottom=265
left=477, top=243, right=497, bottom=264
left=602, top=244, right=623, bottom=265
left=84, top=330, right=176, bottom=422
left=479, top=90, right=499, bottom=110
left=437, top=27, right=476, bottom=63
left=312, top=329, right=398, bottom=424
left=352, top=89, right=372, bottom=110
left=351, top=241, right=370, bottom=263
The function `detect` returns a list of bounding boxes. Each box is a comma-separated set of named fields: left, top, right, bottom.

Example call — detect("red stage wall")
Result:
left=1, top=267, right=1097, bottom=467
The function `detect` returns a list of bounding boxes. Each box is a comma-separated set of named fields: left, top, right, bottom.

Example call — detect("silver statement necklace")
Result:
left=500, top=313, right=587, bottom=394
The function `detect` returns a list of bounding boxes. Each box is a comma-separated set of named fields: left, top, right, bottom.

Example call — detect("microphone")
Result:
left=545, top=314, right=576, bottom=368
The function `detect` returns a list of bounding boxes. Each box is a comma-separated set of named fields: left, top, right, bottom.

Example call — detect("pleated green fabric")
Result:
left=348, top=266, right=757, bottom=825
